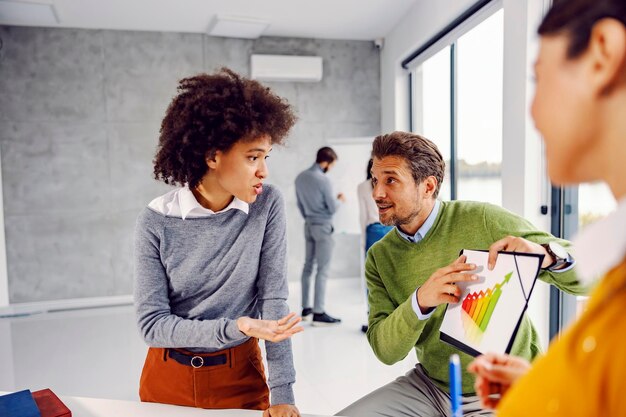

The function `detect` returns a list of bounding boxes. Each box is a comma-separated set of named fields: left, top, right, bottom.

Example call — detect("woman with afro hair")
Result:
left=134, top=68, right=302, bottom=417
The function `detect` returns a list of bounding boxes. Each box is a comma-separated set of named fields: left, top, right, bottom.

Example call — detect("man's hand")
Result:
left=263, top=404, right=300, bottom=417
left=467, top=353, right=531, bottom=409
left=416, top=255, right=478, bottom=313
left=337, top=193, right=346, bottom=202
left=237, top=313, right=303, bottom=343
left=487, top=236, right=553, bottom=270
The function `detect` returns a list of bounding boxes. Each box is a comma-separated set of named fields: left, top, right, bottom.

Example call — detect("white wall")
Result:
left=0, top=322, right=15, bottom=387
left=0, top=149, right=8, bottom=308
left=380, top=0, right=476, bottom=133
left=0, top=29, right=380, bottom=305
left=380, top=0, right=553, bottom=347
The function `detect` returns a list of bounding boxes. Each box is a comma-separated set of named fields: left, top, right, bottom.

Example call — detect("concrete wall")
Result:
left=0, top=26, right=380, bottom=303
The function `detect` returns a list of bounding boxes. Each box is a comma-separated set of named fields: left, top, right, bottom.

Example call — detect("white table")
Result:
left=1, top=392, right=336, bottom=417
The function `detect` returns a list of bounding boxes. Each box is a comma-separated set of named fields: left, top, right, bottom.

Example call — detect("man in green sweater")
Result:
left=337, top=131, right=584, bottom=417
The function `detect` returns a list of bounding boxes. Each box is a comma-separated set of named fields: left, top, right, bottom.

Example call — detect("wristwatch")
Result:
left=541, top=242, right=572, bottom=270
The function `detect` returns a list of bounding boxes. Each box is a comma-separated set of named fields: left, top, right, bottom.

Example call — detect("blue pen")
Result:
left=449, top=354, right=462, bottom=417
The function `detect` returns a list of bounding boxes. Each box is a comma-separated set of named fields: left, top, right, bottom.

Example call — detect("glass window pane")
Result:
left=578, top=182, right=616, bottom=229
left=456, top=9, right=503, bottom=205
left=575, top=182, right=617, bottom=314
left=412, top=46, right=452, bottom=200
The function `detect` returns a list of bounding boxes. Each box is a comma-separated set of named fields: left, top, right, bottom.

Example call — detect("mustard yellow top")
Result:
left=497, top=260, right=626, bottom=416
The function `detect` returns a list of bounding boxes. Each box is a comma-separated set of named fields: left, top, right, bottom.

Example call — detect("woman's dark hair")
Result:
left=366, top=158, right=374, bottom=180
left=153, top=68, right=297, bottom=188
left=538, top=0, right=626, bottom=58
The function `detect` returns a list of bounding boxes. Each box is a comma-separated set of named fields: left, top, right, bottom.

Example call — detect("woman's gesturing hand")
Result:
left=237, top=312, right=304, bottom=342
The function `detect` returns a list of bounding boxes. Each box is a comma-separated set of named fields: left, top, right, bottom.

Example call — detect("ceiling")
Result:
left=0, top=0, right=418, bottom=40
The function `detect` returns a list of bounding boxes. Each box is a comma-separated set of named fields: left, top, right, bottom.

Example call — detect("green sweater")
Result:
left=365, top=200, right=585, bottom=394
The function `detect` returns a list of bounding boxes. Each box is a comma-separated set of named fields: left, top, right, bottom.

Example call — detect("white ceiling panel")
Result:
left=0, top=0, right=419, bottom=40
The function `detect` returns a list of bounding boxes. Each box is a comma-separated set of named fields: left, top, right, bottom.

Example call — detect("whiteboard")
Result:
left=326, top=137, right=375, bottom=235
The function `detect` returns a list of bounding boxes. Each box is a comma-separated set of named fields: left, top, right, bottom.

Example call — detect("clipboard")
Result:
left=439, top=249, right=544, bottom=357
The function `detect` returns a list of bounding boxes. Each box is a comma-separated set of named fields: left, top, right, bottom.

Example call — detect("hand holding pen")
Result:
left=467, top=353, right=531, bottom=409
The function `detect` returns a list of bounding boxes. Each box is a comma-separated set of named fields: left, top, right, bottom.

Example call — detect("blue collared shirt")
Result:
left=395, top=200, right=441, bottom=320
left=396, top=199, right=441, bottom=243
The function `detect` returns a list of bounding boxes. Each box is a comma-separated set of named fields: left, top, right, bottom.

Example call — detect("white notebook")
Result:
left=439, top=249, right=543, bottom=356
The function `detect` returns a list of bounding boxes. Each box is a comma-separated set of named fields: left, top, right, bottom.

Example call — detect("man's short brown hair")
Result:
left=372, top=131, right=445, bottom=198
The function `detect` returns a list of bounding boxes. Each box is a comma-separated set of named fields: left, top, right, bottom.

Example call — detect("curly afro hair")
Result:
left=153, top=67, right=297, bottom=188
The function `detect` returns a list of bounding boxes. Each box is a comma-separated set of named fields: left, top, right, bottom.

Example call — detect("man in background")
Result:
left=295, top=147, right=345, bottom=326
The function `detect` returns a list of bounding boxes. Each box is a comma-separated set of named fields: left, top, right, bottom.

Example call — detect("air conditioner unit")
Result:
left=250, top=54, right=323, bottom=82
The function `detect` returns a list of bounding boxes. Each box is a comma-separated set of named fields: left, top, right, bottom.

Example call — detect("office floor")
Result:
left=0, top=278, right=416, bottom=416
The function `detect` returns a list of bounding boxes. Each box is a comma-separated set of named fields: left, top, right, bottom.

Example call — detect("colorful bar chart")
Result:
left=461, top=271, right=513, bottom=339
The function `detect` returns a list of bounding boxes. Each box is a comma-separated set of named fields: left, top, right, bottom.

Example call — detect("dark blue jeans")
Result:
left=365, top=223, right=393, bottom=253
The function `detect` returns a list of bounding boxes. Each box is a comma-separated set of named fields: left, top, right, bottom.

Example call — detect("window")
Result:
left=409, top=7, right=503, bottom=205
left=574, top=182, right=616, bottom=316
left=412, top=46, right=452, bottom=200
left=456, top=10, right=503, bottom=205
left=578, top=182, right=616, bottom=229
left=551, top=182, right=617, bottom=336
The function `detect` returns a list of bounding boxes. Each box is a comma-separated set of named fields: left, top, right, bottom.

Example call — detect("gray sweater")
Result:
left=133, top=184, right=295, bottom=405
left=295, top=163, right=341, bottom=224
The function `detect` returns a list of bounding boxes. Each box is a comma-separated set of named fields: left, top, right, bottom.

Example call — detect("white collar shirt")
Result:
left=148, top=186, right=249, bottom=220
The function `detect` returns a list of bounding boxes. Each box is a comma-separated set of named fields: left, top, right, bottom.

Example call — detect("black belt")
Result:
left=167, top=349, right=227, bottom=368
